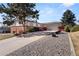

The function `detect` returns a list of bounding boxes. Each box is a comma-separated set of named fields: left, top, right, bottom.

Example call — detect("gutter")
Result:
left=68, top=33, right=76, bottom=56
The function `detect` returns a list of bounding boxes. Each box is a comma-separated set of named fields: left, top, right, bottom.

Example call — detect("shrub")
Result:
left=28, top=27, right=47, bottom=32
left=28, top=27, right=40, bottom=32
left=28, top=27, right=35, bottom=32
left=64, top=25, right=70, bottom=32
left=58, top=25, right=64, bottom=31
left=71, top=25, right=79, bottom=32
left=39, top=27, right=47, bottom=31
left=42, top=27, right=47, bottom=30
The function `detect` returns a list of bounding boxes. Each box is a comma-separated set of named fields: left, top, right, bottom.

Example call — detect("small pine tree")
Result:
left=61, top=9, right=76, bottom=26
left=64, top=25, right=70, bottom=32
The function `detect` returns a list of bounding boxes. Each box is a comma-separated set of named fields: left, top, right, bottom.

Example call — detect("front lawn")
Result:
left=71, top=25, right=79, bottom=32
left=0, top=34, right=14, bottom=40
left=70, top=31, right=79, bottom=56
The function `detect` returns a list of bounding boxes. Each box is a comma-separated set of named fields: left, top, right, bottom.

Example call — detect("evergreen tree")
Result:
left=61, top=9, right=76, bottom=26
left=0, top=3, right=39, bottom=33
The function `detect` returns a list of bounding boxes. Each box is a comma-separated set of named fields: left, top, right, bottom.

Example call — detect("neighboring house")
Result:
left=43, top=22, right=61, bottom=31
left=0, top=22, right=3, bottom=33
left=10, top=20, right=43, bottom=34
left=0, top=22, right=10, bottom=33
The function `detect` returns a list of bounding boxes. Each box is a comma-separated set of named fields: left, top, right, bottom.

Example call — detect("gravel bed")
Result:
left=7, top=33, right=71, bottom=56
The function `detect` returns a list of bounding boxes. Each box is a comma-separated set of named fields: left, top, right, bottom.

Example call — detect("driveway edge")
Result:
left=68, top=33, right=76, bottom=56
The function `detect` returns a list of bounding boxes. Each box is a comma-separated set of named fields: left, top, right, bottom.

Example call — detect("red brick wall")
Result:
left=10, top=23, right=43, bottom=34
left=11, top=26, right=25, bottom=34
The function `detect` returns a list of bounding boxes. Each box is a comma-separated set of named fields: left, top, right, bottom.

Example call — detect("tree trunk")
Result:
left=23, top=20, right=26, bottom=34
left=36, top=20, right=38, bottom=27
left=16, top=16, right=19, bottom=34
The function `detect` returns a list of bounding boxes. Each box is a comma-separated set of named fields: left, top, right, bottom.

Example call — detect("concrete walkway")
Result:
left=0, top=35, right=45, bottom=56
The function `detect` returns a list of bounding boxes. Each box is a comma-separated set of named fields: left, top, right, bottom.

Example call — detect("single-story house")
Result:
left=42, top=22, right=61, bottom=30
left=10, top=20, right=44, bottom=34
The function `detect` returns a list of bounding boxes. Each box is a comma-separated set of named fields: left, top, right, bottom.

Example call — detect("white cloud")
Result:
left=62, top=3, right=75, bottom=7
left=38, top=7, right=55, bottom=23
left=40, top=7, right=54, bottom=17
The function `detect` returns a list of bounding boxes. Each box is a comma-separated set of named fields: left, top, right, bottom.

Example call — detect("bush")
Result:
left=39, top=27, right=47, bottom=31
left=58, top=25, right=64, bottom=31
left=28, top=27, right=40, bottom=32
left=34, top=27, right=40, bottom=31
left=42, top=27, right=47, bottom=30
left=28, top=27, right=47, bottom=32
left=64, top=25, right=70, bottom=32
left=28, top=27, right=35, bottom=32
left=71, top=25, right=79, bottom=32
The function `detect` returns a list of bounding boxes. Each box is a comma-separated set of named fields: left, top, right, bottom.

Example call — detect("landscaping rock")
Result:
left=7, top=32, right=71, bottom=56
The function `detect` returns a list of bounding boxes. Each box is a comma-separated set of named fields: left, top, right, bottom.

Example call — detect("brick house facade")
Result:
left=10, top=20, right=43, bottom=34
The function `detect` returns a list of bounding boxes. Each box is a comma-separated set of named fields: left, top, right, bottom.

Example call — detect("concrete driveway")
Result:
left=7, top=32, right=72, bottom=56
left=0, top=35, right=45, bottom=56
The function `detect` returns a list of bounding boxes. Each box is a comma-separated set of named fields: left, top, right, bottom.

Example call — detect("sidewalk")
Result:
left=0, top=35, right=45, bottom=56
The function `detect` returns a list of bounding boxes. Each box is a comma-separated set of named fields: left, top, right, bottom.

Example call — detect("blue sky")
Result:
left=35, top=3, right=79, bottom=23
left=0, top=3, right=79, bottom=23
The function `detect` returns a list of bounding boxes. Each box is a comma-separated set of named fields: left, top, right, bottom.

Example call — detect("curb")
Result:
left=68, top=33, right=76, bottom=56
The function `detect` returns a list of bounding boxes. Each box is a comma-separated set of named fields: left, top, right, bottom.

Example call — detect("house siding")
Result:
left=10, top=20, right=43, bottom=34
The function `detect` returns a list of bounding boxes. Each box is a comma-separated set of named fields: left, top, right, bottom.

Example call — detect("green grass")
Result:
left=0, top=34, right=14, bottom=40
left=71, top=25, right=79, bottom=32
